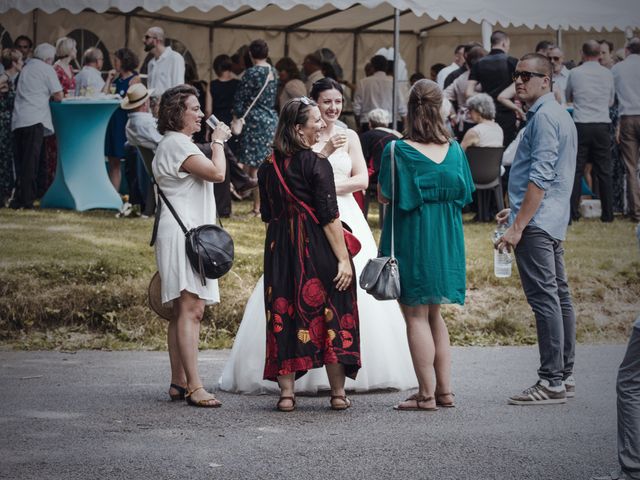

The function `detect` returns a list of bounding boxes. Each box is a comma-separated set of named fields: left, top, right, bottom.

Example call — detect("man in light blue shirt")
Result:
left=495, top=53, right=578, bottom=406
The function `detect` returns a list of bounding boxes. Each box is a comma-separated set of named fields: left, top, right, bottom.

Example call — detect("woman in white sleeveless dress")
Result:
left=218, top=79, right=417, bottom=394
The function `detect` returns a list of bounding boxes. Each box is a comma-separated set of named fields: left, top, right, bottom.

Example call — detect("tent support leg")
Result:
left=482, top=20, right=492, bottom=52
left=392, top=8, right=399, bottom=131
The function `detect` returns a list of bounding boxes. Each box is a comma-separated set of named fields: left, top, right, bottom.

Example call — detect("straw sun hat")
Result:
left=148, top=272, right=176, bottom=321
left=120, top=83, right=154, bottom=110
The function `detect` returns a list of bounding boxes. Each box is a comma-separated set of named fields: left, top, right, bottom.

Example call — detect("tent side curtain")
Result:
left=1, top=0, right=639, bottom=31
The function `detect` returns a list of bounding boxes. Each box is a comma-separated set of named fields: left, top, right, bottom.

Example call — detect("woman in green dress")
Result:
left=378, top=79, right=474, bottom=411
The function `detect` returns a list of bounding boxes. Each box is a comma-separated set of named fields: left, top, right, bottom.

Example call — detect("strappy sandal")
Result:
left=330, top=395, right=351, bottom=411
left=435, top=392, right=456, bottom=408
left=185, top=386, right=222, bottom=408
left=393, top=393, right=439, bottom=411
left=169, top=383, right=187, bottom=402
left=276, top=396, right=296, bottom=412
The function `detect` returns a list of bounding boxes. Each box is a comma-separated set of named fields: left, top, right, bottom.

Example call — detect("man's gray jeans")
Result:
left=514, top=226, right=576, bottom=387
left=618, top=317, right=640, bottom=479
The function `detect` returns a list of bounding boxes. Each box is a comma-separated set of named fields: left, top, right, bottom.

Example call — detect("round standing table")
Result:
left=41, top=99, right=122, bottom=211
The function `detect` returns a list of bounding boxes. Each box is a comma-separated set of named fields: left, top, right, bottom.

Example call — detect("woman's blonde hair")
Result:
left=405, top=79, right=451, bottom=145
left=55, top=37, right=76, bottom=59
left=273, top=97, right=317, bottom=156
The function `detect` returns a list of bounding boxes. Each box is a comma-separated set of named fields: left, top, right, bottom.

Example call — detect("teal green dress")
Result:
left=378, top=139, right=474, bottom=306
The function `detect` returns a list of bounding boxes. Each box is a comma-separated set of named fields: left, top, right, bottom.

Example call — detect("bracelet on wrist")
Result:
left=212, top=139, right=224, bottom=146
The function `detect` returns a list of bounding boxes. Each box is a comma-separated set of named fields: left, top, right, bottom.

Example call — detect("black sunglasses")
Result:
left=548, top=56, right=562, bottom=61
left=512, top=70, right=548, bottom=83
left=143, top=35, right=156, bottom=40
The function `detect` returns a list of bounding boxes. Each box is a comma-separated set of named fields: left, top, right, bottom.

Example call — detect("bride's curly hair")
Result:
left=405, top=79, right=450, bottom=145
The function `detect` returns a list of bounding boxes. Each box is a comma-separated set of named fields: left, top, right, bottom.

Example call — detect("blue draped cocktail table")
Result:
left=41, top=99, right=122, bottom=211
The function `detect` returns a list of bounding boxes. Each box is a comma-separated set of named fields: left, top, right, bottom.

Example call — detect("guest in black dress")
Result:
left=258, top=97, right=361, bottom=412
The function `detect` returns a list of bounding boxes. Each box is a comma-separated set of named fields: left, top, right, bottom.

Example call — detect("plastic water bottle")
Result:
left=493, top=224, right=512, bottom=278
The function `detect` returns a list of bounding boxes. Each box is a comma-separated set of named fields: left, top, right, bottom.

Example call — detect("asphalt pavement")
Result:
left=0, top=345, right=625, bottom=480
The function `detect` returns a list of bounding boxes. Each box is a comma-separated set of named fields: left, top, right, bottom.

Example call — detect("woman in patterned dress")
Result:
left=258, top=97, right=360, bottom=412
left=232, top=39, right=277, bottom=215
left=0, top=49, right=22, bottom=206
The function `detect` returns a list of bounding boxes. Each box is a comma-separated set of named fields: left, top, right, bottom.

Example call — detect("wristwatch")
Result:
left=212, top=139, right=224, bottom=147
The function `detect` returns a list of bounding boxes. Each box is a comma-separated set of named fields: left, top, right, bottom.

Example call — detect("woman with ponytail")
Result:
left=377, top=79, right=475, bottom=411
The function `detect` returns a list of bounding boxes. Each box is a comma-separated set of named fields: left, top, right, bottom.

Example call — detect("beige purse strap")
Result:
left=240, top=67, right=273, bottom=121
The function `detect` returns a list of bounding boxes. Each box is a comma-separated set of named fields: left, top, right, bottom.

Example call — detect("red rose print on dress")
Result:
left=273, top=314, right=284, bottom=333
left=308, top=316, right=326, bottom=348
left=339, top=330, right=353, bottom=349
left=273, top=297, right=289, bottom=315
left=301, top=278, right=326, bottom=308
left=339, top=314, right=355, bottom=330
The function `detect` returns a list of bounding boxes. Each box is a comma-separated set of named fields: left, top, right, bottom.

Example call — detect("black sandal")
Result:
left=169, top=383, right=187, bottom=401
left=435, top=392, right=456, bottom=408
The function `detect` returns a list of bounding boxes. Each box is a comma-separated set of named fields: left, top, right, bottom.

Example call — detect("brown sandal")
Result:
left=276, top=396, right=296, bottom=412
left=394, top=393, right=439, bottom=411
left=435, top=392, right=456, bottom=408
left=185, top=386, right=222, bottom=408
left=330, top=395, right=351, bottom=411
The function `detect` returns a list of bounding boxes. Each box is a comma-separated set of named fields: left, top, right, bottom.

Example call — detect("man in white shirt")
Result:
left=547, top=46, right=570, bottom=105
left=612, top=37, right=640, bottom=222
left=353, top=55, right=407, bottom=131
left=74, top=47, right=106, bottom=96
left=566, top=40, right=616, bottom=222
left=144, top=27, right=185, bottom=99
left=10, top=43, right=63, bottom=209
left=302, top=53, right=324, bottom=93
left=436, top=45, right=465, bottom=89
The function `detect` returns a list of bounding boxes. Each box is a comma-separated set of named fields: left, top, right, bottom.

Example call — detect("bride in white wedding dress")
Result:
left=218, top=79, right=417, bottom=394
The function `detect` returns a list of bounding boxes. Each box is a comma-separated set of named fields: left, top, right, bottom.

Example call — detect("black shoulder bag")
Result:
left=358, top=140, right=401, bottom=300
left=151, top=187, right=234, bottom=286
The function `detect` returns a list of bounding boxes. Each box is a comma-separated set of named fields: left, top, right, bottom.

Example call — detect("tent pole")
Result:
left=556, top=28, right=562, bottom=49
left=392, top=8, right=399, bottom=131
left=481, top=20, right=492, bottom=51
left=209, top=26, right=214, bottom=83
left=284, top=31, right=289, bottom=57
left=352, top=33, right=358, bottom=88
left=32, top=9, right=38, bottom=44
left=124, top=13, right=131, bottom=48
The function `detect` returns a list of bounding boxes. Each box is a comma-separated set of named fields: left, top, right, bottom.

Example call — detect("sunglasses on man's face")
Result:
left=512, top=70, right=548, bottom=83
left=548, top=56, right=562, bottom=61
left=143, top=35, right=156, bottom=40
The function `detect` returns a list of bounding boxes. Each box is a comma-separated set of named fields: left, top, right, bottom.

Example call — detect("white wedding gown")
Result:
left=218, top=132, right=417, bottom=394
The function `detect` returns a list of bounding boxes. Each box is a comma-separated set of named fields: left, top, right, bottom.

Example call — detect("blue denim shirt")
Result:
left=508, top=93, right=577, bottom=240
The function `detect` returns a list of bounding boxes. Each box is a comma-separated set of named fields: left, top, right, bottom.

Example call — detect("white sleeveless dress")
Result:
left=218, top=132, right=417, bottom=394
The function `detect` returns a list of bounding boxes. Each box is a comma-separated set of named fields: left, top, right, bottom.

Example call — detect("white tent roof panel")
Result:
left=2, top=0, right=638, bottom=31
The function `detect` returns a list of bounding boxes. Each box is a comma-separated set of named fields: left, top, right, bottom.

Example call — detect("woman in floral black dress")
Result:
left=258, top=97, right=360, bottom=412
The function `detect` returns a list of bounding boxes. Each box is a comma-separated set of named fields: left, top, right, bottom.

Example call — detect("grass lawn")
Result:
left=1, top=201, right=638, bottom=350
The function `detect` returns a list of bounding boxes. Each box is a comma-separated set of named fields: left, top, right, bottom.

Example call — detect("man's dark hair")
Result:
left=275, top=57, right=301, bottom=80
left=535, top=40, right=554, bottom=53
left=520, top=52, right=553, bottom=79
left=464, top=42, right=483, bottom=56
left=370, top=55, right=387, bottom=72
left=627, top=37, right=640, bottom=55
left=249, top=39, right=269, bottom=60
left=454, top=44, right=465, bottom=54
left=114, top=48, right=139, bottom=73
left=490, top=30, right=509, bottom=47
left=157, top=84, right=199, bottom=135
left=213, top=54, right=232, bottom=76
left=598, top=39, right=614, bottom=53
left=303, top=53, right=322, bottom=68
left=14, top=35, right=33, bottom=48
left=582, top=40, right=601, bottom=58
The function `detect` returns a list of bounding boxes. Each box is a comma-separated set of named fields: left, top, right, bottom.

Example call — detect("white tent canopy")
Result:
left=1, top=0, right=638, bottom=93
left=3, top=0, right=639, bottom=31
